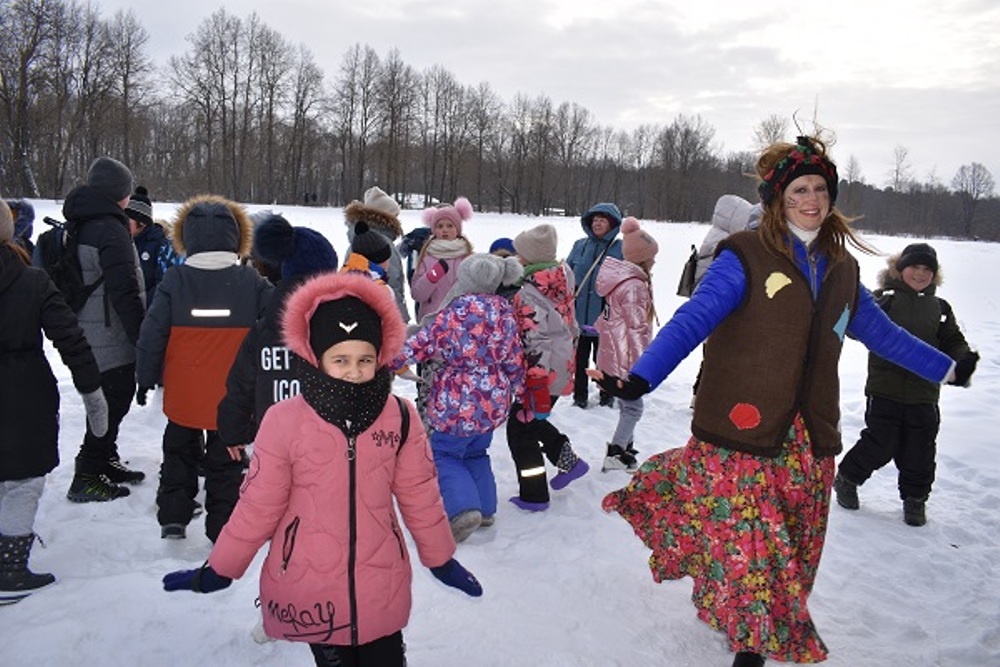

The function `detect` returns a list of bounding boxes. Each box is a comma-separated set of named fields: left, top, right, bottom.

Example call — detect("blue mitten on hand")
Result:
left=430, top=558, right=482, bottom=597
left=163, top=563, right=232, bottom=593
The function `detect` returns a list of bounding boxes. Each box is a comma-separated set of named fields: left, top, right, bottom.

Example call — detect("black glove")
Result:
left=136, top=386, right=153, bottom=406
left=593, top=372, right=650, bottom=401
left=949, top=351, right=979, bottom=387
left=430, top=558, right=482, bottom=597
left=162, top=563, right=232, bottom=593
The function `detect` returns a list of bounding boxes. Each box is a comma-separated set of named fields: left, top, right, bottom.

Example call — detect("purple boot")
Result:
left=509, top=496, right=549, bottom=512
left=550, top=459, right=589, bottom=490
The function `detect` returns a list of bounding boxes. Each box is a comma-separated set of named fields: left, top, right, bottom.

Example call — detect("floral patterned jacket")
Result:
left=395, top=293, right=525, bottom=436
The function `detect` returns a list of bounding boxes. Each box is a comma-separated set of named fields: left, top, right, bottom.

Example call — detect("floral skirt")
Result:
left=602, top=415, right=833, bottom=663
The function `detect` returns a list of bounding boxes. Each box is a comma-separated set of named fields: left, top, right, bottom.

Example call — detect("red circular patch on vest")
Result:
left=729, top=403, right=761, bottom=430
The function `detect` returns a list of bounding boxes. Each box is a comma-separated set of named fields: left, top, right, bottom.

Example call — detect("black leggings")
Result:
left=310, top=631, right=406, bottom=667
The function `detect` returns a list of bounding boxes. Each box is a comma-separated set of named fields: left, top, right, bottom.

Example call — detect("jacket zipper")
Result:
left=347, top=435, right=359, bottom=646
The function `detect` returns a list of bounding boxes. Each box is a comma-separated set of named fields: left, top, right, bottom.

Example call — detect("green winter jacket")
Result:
left=865, top=259, right=970, bottom=404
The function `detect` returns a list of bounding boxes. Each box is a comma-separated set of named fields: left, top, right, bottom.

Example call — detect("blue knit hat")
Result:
left=254, top=213, right=338, bottom=280
left=488, top=237, right=516, bottom=257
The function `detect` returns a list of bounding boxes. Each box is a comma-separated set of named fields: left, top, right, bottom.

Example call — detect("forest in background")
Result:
left=1, top=1, right=996, bottom=239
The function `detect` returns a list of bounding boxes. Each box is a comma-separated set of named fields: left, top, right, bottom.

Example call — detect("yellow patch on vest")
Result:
left=764, top=271, right=792, bottom=298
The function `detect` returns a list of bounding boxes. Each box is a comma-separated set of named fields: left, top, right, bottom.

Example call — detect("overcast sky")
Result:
left=101, top=0, right=1000, bottom=191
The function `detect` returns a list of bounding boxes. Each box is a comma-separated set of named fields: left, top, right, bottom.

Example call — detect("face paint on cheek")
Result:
left=785, top=196, right=799, bottom=210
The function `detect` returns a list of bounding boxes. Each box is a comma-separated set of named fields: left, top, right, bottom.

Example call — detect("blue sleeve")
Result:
left=847, top=284, right=954, bottom=383
left=631, top=249, right=746, bottom=389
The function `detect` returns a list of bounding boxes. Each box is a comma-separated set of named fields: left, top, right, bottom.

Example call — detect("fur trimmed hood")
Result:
left=282, top=272, right=405, bottom=368
left=345, top=201, right=404, bottom=240
left=171, top=195, right=253, bottom=257
left=877, top=253, right=944, bottom=289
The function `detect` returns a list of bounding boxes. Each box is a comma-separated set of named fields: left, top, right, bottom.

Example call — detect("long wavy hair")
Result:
left=755, top=136, right=877, bottom=264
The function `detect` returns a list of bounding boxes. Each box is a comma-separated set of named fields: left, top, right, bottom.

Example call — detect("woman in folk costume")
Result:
left=591, top=135, right=967, bottom=667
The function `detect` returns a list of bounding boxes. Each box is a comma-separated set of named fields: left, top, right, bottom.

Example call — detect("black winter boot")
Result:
left=0, top=534, right=56, bottom=604
left=834, top=472, right=860, bottom=510
left=903, top=497, right=927, bottom=526
left=102, top=457, right=146, bottom=485
left=732, top=651, right=766, bottom=667
left=67, top=473, right=130, bottom=502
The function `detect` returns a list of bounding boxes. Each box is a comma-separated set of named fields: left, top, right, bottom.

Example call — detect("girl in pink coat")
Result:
left=162, top=272, right=482, bottom=667
left=409, top=197, right=474, bottom=322
left=591, top=217, right=659, bottom=472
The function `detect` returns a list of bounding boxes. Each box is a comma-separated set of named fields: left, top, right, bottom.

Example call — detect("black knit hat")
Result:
left=254, top=213, right=339, bottom=280
left=309, top=296, right=382, bottom=360
left=896, top=243, right=938, bottom=274
left=87, top=156, right=134, bottom=202
left=350, top=220, right=391, bottom=265
left=125, top=186, right=153, bottom=227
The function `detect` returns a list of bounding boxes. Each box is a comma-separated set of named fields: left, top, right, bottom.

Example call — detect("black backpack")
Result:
left=35, top=216, right=104, bottom=312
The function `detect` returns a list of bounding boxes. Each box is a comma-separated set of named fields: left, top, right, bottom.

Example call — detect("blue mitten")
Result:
left=430, top=558, right=482, bottom=597
left=163, top=563, right=232, bottom=593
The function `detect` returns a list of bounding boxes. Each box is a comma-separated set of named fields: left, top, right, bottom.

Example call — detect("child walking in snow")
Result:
left=592, top=217, right=659, bottom=472
left=136, top=196, right=272, bottom=541
left=393, top=253, right=525, bottom=541
left=0, top=203, right=108, bottom=603
left=505, top=224, right=589, bottom=511
left=835, top=242, right=978, bottom=526
left=162, top=272, right=481, bottom=667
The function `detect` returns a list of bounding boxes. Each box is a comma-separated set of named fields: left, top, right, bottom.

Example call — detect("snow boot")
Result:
left=903, top=497, right=927, bottom=527
left=67, top=473, right=130, bottom=503
left=102, top=457, right=146, bottom=485
left=0, top=534, right=56, bottom=605
left=834, top=472, right=860, bottom=510
left=161, top=524, right=187, bottom=540
left=599, top=393, right=615, bottom=408
left=602, top=444, right=638, bottom=473
left=732, top=651, right=765, bottom=667
left=479, top=515, right=496, bottom=528
left=450, top=509, right=483, bottom=543
left=509, top=497, right=549, bottom=512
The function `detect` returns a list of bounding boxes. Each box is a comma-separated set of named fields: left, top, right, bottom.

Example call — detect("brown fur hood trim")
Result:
left=171, top=195, right=254, bottom=257
left=877, top=253, right=944, bottom=289
left=344, top=201, right=403, bottom=240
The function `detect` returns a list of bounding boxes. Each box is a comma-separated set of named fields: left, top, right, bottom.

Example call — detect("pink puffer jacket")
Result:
left=209, top=394, right=455, bottom=646
left=208, top=272, right=455, bottom=647
left=594, top=257, right=654, bottom=378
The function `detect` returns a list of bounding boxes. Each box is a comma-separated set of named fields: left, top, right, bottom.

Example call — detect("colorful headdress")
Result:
left=758, top=136, right=839, bottom=206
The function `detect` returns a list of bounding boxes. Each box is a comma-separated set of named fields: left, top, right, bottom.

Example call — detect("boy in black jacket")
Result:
left=835, top=243, right=979, bottom=526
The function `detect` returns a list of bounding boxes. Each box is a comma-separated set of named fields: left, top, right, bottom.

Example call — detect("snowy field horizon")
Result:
left=2, top=199, right=998, bottom=666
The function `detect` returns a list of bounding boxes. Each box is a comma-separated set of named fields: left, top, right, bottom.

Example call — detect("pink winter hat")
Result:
left=620, top=216, right=658, bottom=265
left=423, top=196, right=473, bottom=236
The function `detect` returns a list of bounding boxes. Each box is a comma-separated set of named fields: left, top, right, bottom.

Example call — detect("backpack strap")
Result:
left=394, top=395, right=410, bottom=454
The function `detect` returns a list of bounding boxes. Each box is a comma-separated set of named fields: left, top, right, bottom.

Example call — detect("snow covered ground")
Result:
left=2, top=199, right=998, bottom=666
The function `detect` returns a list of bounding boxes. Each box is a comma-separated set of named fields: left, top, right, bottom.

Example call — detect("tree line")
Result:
left=1, top=1, right=996, bottom=239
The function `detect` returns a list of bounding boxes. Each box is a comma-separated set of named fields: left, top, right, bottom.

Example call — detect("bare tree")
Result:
left=753, top=113, right=788, bottom=151
left=106, top=9, right=152, bottom=169
left=887, top=145, right=913, bottom=192
left=0, top=0, right=62, bottom=196
left=952, top=162, right=995, bottom=237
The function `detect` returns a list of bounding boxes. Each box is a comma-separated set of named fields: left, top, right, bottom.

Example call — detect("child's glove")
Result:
left=425, top=259, right=449, bottom=283
left=80, top=388, right=108, bottom=437
left=593, top=372, right=650, bottom=401
left=136, top=385, right=154, bottom=407
left=163, top=563, right=232, bottom=593
left=430, top=558, right=482, bottom=597
left=949, top=351, right=980, bottom=387
left=524, top=369, right=552, bottom=420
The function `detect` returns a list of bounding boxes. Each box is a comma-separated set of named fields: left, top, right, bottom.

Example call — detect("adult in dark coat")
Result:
left=0, top=204, right=107, bottom=601
left=63, top=157, right=148, bottom=503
